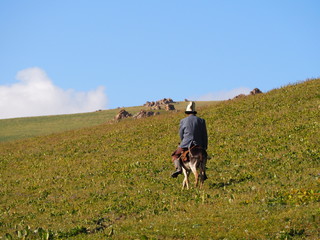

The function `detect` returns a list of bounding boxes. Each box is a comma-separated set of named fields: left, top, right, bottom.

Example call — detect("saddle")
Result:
left=180, top=145, right=206, bottom=162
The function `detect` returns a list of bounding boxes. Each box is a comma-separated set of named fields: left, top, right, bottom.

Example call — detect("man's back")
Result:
left=179, top=114, right=208, bottom=149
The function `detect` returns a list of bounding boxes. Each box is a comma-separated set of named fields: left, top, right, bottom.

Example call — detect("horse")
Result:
left=180, top=146, right=207, bottom=189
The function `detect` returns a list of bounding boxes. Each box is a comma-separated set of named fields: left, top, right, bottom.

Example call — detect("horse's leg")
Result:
left=182, top=168, right=190, bottom=190
left=199, top=162, right=205, bottom=189
left=199, top=156, right=207, bottom=189
left=190, top=162, right=199, bottom=187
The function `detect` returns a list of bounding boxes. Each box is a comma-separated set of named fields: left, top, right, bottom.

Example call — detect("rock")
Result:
left=234, top=94, right=246, bottom=99
left=115, top=109, right=132, bottom=121
left=151, top=105, right=161, bottom=110
left=233, top=88, right=263, bottom=99
left=133, top=110, right=159, bottom=119
left=165, top=104, right=175, bottom=111
left=144, top=98, right=175, bottom=109
left=250, top=88, right=263, bottom=95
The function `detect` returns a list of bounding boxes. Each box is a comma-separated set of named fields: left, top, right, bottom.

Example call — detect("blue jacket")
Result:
left=179, top=114, right=208, bottom=149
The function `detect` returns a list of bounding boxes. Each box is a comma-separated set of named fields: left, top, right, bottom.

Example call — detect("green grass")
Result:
left=0, top=79, right=319, bottom=239
left=0, top=101, right=218, bottom=142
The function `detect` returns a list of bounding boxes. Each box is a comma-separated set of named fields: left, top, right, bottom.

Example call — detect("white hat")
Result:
left=185, top=101, right=197, bottom=114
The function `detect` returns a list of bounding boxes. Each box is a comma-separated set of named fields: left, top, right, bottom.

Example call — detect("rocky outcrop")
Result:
left=250, top=88, right=263, bottom=95
left=233, top=88, right=263, bottom=99
left=114, top=98, right=176, bottom=122
left=165, top=104, right=175, bottom=111
left=144, top=98, right=175, bottom=110
left=115, top=109, right=161, bottom=121
left=233, top=94, right=246, bottom=99
left=133, top=110, right=160, bottom=119
left=115, top=109, right=132, bottom=121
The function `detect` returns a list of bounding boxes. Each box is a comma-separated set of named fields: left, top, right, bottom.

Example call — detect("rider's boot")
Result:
left=171, top=159, right=182, bottom=178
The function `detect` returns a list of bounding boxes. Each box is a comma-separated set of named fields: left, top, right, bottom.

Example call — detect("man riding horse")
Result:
left=171, top=101, right=208, bottom=178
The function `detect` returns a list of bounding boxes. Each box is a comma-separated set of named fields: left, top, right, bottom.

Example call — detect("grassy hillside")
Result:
left=0, top=101, right=217, bottom=142
left=0, top=79, right=319, bottom=239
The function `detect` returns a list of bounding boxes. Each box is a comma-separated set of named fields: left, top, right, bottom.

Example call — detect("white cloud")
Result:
left=0, top=67, right=108, bottom=119
left=192, top=87, right=251, bottom=101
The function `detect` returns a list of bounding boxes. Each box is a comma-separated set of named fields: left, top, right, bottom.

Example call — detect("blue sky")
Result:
left=0, top=1, right=319, bottom=118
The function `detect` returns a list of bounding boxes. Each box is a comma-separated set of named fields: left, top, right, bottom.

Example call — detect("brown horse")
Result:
left=180, top=146, right=207, bottom=189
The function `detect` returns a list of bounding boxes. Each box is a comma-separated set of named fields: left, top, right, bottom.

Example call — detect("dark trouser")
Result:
left=171, top=147, right=184, bottom=178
